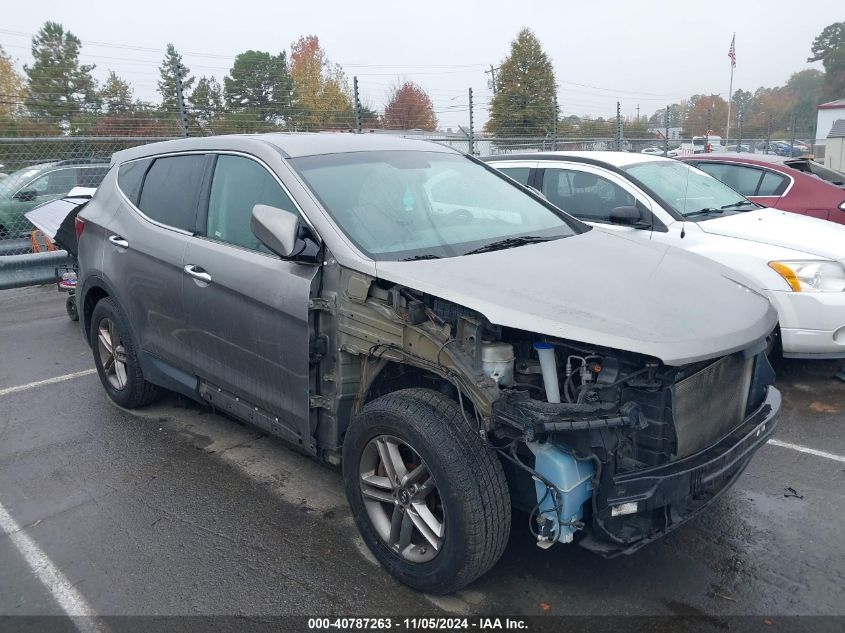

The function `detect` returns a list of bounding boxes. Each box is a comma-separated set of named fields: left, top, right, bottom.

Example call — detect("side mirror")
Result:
left=14, top=189, right=37, bottom=202
left=610, top=205, right=651, bottom=228
left=251, top=204, right=301, bottom=258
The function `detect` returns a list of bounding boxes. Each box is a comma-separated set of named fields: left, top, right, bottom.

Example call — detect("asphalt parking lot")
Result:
left=1, top=285, right=845, bottom=631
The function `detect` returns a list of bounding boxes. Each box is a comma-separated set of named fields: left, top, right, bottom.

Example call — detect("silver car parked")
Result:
left=77, top=134, right=780, bottom=593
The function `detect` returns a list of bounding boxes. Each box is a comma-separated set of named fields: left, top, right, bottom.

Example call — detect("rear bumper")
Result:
left=581, top=386, right=780, bottom=557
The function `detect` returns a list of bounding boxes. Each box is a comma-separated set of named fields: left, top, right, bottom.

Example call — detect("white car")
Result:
left=487, top=151, right=845, bottom=359
left=640, top=147, right=666, bottom=156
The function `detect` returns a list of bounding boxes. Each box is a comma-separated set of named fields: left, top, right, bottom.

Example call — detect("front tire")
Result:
left=90, top=297, right=160, bottom=408
left=343, top=389, right=510, bottom=594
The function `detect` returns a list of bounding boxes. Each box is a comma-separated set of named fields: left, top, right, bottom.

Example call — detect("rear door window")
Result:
left=694, top=163, right=763, bottom=197
left=137, top=155, right=206, bottom=231
left=757, top=171, right=789, bottom=196
left=77, top=166, right=109, bottom=188
left=117, top=158, right=152, bottom=205
left=496, top=167, right=531, bottom=185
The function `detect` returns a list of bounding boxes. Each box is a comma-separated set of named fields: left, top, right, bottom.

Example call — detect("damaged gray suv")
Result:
left=76, top=134, right=780, bottom=594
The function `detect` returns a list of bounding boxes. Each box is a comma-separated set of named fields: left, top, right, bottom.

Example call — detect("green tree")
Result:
left=99, top=70, right=134, bottom=115
left=487, top=28, right=557, bottom=138
left=24, top=22, right=99, bottom=126
left=821, top=46, right=845, bottom=100
left=157, top=43, right=194, bottom=113
left=223, top=50, right=294, bottom=123
left=808, top=22, right=845, bottom=62
left=784, top=69, right=824, bottom=132
left=190, top=76, right=223, bottom=131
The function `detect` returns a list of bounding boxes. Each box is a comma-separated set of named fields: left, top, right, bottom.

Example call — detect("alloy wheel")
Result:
left=359, top=434, right=445, bottom=563
left=96, top=317, right=128, bottom=390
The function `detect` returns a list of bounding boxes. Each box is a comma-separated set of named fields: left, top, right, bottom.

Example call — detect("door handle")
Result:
left=108, top=235, right=129, bottom=248
left=183, top=264, right=212, bottom=283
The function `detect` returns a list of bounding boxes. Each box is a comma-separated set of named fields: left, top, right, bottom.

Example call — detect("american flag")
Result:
left=728, top=34, right=736, bottom=69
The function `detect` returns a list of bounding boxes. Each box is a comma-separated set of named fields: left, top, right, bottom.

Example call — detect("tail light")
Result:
left=74, top=216, right=86, bottom=240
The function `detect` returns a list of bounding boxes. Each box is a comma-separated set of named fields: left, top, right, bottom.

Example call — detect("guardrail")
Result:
left=0, top=250, right=72, bottom=290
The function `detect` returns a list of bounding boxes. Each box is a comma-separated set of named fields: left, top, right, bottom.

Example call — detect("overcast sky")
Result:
left=1, top=0, right=841, bottom=129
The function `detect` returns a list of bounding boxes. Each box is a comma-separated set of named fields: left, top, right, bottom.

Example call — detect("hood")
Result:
left=697, top=209, right=845, bottom=259
left=374, top=229, right=776, bottom=366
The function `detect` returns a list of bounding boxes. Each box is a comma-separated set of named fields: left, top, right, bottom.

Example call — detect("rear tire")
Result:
left=343, top=388, right=510, bottom=594
left=90, top=297, right=160, bottom=408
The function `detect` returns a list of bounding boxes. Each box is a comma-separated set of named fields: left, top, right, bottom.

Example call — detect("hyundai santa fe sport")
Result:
left=76, top=134, right=780, bottom=594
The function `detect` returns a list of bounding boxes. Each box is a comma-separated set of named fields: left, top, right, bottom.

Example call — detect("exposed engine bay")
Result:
left=329, top=271, right=779, bottom=556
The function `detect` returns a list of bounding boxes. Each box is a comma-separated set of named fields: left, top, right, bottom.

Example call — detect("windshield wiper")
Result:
left=720, top=200, right=758, bottom=210
left=401, top=254, right=441, bottom=261
left=463, top=235, right=551, bottom=255
left=685, top=208, right=724, bottom=218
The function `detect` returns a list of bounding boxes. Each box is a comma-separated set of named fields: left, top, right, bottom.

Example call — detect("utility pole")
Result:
left=705, top=102, right=712, bottom=152
left=552, top=94, right=558, bottom=151
left=789, top=113, right=796, bottom=156
left=737, top=107, right=743, bottom=152
left=485, top=65, right=499, bottom=94
left=353, top=76, right=362, bottom=133
left=664, top=105, right=670, bottom=156
left=764, top=115, right=772, bottom=154
left=174, top=61, right=188, bottom=138
left=615, top=101, right=622, bottom=151
left=636, top=104, right=640, bottom=125
left=468, top=87, right=475, bottom=155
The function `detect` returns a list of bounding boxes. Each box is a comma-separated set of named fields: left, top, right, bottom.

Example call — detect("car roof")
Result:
left=483, top=150, right=665, bottom=167
left=111, top=132, right=456, bottom=165
left=679, top=153, right=799, bottom=166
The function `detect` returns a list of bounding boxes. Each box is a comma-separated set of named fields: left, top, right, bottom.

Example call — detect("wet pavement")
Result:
left=1, top=286, right=844, bottom=629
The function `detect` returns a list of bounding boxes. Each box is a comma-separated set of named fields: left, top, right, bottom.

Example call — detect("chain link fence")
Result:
left=0, top=137, right=175, bottom=255
left=0, top=132, right=815, bottom=258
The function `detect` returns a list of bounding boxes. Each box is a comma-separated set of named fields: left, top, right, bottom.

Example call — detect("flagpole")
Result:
left=726, top=33, right=735, bottom=143
left=726, top=64, right=734, bottom=142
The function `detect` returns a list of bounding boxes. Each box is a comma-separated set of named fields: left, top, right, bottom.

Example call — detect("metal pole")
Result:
left=174, top=62, right=188, bottom=138
left=615, top=101, right=622, bottom=151
left=552, top=94, right=558, bottom=151
left=664, top=105, right=670, bottom=156
left=789, top=113, right=795, bottom=156
left=765, top=115, right=772, bottom=155
left=737, top=108, right=743, bottom=152
left=353, top=76, right=362, bottom=133
left=726, top=63, right=734, bottom=144
left=468, top=88, right=475, bottom=156
left=705, top=102, right=711, bottom=153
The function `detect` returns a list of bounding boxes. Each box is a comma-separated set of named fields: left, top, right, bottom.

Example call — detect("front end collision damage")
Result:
left=311, top=262, right=781, bottom=556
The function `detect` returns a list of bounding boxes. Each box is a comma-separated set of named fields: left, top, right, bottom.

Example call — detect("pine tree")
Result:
left=24, top=22, right=99, bottom=126
left=99, top=70, right=134, bottom=115
left=487, top=28, right=557, bottom=138
left=190, top=76, right=223, bottom=130
left=157, top=43, right=194, bottom=113
left=223, top=51, right=294, bottom=123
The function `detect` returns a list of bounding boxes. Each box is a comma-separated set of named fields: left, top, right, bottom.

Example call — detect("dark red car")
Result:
left=680, top=154, right=845, bottom=224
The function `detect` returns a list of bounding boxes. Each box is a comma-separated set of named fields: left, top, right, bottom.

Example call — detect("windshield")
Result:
left=0, top=164, right=54, bottom=198
left=291, top=151, right=582, bottom=260
left=622, top=160, right=755, bottom=219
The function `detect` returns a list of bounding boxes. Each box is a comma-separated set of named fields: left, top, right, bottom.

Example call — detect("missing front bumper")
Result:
left=581, top=386, right=781, bottom=557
